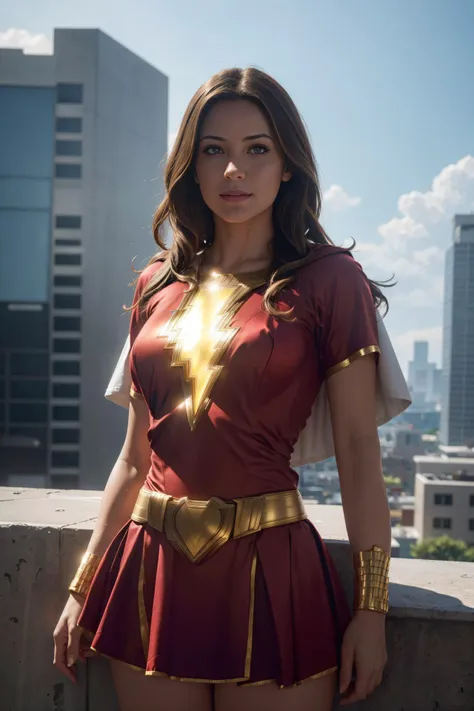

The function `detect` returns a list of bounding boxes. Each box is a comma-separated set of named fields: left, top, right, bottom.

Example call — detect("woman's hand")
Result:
left=53, top=593, right=94, bottom=683
left=339, top=609, right=387, bottom=705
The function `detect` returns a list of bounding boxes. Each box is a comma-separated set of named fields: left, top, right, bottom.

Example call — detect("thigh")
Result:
left=110, top=660, right=213, bottom=711
left=214, top=671, right=337, bottom=711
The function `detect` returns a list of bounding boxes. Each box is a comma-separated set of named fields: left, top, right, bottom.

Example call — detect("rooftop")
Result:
left=414, top=453, right=474, bottom=465
left=417, top=473, right=474, bottom=486
left=1, top=486, right=474, bottom=710
left=438, top=444, right=474, bottom=457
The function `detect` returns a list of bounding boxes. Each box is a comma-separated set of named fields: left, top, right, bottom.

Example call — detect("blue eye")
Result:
left=249, top=145, right=269, bottom=154
left=203, top=145, right=223, bottom=155
left=202, top=144, right=270, bottom=155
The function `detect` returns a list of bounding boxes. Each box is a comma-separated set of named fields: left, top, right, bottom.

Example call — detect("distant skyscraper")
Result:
left=407, top=340, right=441, bottom=408
left=0, top=29, right=168, bottom=489
left=440, top=214, right=474, bottom=445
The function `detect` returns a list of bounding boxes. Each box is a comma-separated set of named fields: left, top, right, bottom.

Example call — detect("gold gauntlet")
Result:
left=353, top=544, right=390, bottom=614
left=68, top=551, right=100, bottom=598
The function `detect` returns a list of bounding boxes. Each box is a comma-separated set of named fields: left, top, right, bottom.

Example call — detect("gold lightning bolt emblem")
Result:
left=160, top=269, right=268, bottom=430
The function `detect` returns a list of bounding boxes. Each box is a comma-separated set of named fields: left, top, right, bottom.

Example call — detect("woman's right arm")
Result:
left=53, top=394, right=150, bottom=682
left=82, top=394, right=151, bottom=557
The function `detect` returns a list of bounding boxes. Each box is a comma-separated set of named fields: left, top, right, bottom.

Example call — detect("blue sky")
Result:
left=2, top=0, right=474, bottom=374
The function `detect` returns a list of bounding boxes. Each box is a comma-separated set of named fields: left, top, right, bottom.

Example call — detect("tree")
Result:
left=383, top=475, right=402, bottom=488
left=410, top=536, right=474, bottom=562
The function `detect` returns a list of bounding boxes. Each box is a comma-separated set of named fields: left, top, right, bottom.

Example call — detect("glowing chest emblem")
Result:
left=159, top=271, right=265, bottom=430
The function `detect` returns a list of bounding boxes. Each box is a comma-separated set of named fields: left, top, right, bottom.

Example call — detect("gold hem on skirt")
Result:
left=88, top=643, right=338, bottom=688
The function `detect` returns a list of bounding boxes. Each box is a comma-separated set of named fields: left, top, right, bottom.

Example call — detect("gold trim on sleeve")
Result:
left=130, top=388, right=145, bottom=400
left=326, top=345, right=380, bottom=378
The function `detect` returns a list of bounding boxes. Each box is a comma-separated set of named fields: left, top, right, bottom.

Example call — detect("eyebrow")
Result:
left=199, top=133, right=273, bottom=142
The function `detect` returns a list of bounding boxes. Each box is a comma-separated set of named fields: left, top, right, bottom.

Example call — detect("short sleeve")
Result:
left=318, top=253, right=380, bottom=378
left=129, top=262, right=163, bottom=399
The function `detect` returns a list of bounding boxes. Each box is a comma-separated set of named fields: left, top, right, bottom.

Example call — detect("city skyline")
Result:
left=1, top=0, right=474, bottom=374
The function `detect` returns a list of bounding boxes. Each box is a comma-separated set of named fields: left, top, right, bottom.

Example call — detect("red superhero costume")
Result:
left=77, top=243, right=409, bottom=687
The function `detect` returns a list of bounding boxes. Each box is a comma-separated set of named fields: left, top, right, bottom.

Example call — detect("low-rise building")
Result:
left=414, top=472, right=474, bottom=545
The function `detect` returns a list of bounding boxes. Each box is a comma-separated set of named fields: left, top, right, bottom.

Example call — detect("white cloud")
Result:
left=376, top=155, right=474, bottom=265
left=0, top=28, right=53, bottom=55
left=357, top=154, right=474, bottom=282
left=323, top=184, right=361, bottom=212
left=398, top=155, right=474, bottom=226
left=352, top=156, right=474, bottom=370
left=378, top=215, right=429, bottom=252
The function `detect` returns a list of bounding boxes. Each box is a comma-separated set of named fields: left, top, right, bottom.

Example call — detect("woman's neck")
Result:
left=202, top=216, right=274, bottom=275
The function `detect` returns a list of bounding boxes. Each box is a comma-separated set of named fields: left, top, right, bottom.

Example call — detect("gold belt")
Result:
left=130, top=487, right=307, bottom=563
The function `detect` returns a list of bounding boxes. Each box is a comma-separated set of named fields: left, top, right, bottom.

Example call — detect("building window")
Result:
left=51, top=451, right=80, bottom=468
left=55, top=140, right=82, bottom=157
left=11, top=353, right=48, bottom=377
left=52, top=428, right=80, bottom=444
left=11, top=380, right=48, bottom=400
left=469, top=519, right=474, bottom=531
left=10, top=403, right=48, bottom=424
left=433, top=517, right=452, bottom=530
left=54, top=275, right=82, bottom=287
left=470, top=494, right=474, bottom=507
left=54, top=294, right=81, bottom=310
left=54, top=316, right=81, bottom=332
left=55, top=215, right=81, bottom=229
left=53, top=383, right=80, bottom=399
left=55, top=164, right=82, bottom=179
left=53, top=361, right=80, bottom=376
left=55, top=239, right=81, bottom=247
left=53, top=405, right=80, bottom=421
left=56, top=117, right=82, bottom=133
left=434, top=493, right=453, bottom=506
left=57, top=83, right=83, bottom=104
left=54, top=254, right=82, bottom=266
left=53, top=339, right=81, bottom=355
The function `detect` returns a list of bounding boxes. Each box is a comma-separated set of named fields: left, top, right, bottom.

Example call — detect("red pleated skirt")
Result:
left=78, top=517, right=351, bottom=688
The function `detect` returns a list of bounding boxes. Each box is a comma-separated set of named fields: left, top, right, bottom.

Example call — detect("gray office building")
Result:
left=441, top=214, right=474, bottom=446
left=0, top=29, right=168, bottom=489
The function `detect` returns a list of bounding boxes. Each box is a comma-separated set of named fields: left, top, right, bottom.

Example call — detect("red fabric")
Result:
left=78, top=244, right=378, bottom=686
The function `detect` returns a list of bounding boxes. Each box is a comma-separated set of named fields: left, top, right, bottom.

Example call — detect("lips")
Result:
left=220, top=190, right=252, bottom=196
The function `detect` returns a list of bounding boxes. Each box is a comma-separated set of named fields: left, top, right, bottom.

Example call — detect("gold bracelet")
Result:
left=68, top=551, right=100, bottom=598
left=353, top=544, right=390, bottom=614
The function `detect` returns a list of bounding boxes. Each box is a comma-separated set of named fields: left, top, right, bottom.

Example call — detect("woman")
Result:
left=53, top=67, right=410, bottom=711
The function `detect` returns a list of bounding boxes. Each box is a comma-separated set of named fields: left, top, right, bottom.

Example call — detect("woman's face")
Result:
left=194, top=99, right=291, bottom=224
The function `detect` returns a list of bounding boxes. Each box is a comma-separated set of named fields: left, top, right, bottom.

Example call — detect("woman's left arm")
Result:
left=326, top=352, right=389, bottom=705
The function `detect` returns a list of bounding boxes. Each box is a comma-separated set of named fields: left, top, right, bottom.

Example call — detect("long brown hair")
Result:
left=133, top=67, right=390, bottom=317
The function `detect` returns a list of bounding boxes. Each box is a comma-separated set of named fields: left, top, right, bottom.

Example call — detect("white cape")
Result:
left=105, top=317, right=411, bottom=467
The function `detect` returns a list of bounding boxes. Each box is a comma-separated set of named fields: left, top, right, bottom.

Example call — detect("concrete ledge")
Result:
left=1, top=487, right=474, bottom=711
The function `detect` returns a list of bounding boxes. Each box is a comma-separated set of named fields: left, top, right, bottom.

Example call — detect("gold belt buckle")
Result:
left=164, top=495, right=236, bottom=564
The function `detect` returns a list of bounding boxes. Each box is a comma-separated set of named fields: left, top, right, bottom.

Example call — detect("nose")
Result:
left=224, top=161, right=245, bottom=180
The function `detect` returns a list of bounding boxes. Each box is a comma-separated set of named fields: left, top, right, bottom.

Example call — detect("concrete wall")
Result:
left=1, top=488, right=473, bottom=711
